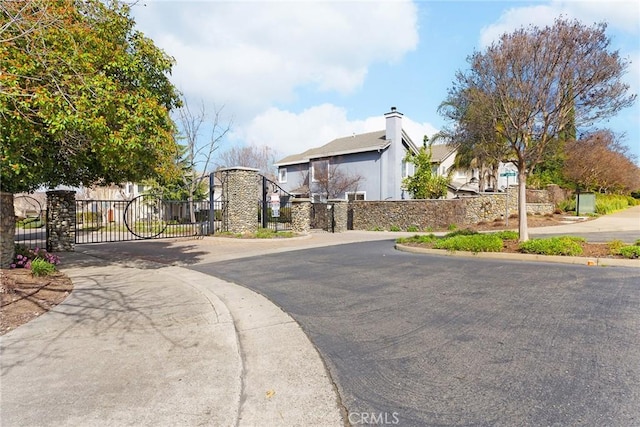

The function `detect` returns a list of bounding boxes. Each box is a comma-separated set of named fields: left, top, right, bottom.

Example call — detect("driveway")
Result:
left=192, top=240, right=640, bottom=426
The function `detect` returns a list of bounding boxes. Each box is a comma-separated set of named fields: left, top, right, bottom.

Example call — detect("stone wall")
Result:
left=330, top=200, right=348, bottom=233
left=290, top=199, right=311, bottom=233
left=346, top=191, right=554, bottom=231
left=46, top=190, right=76, bottom=252
left=1, top=192, right=15, bottom=267
left=220, top=167, right=260, bottom=234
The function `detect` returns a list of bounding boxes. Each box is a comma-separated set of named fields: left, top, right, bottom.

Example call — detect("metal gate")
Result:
left=258, top=175, right=293, bottom=231
left=14, top=195, right=47, bottom=249
left=310, top=202, right=335, bottom=232
left=75, top=196, right=226, bottom=244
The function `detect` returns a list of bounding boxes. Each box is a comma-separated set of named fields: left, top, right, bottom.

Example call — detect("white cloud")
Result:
left=233, top=104, right=438, bottom=158
left=479, top=0, right=639, bottom=48
left=133, top=1, right=418, bottom=119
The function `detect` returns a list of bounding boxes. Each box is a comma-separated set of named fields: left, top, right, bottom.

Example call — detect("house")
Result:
left=275, top=107, right=420, bottom=201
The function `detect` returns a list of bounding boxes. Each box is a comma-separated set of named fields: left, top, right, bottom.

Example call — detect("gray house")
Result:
left=274, top=107, right=420, bottom=201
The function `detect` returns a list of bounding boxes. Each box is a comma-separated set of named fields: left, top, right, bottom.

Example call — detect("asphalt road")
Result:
left=192, top=240, right=640, bottom=426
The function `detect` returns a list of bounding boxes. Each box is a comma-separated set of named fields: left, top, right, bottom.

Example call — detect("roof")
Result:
left=275, top=129, right=420, bottom=167
left=429, top=143, right=458, bottom=163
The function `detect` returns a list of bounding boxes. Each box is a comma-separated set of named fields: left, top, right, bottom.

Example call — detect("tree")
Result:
left=446, top=18, right=635, bottom=240
left=215, top=144, right=279, bottom=179
left=402, top=138, right=449, bottom=199
left=1, top=0, right=180, bottom=266
left=563, top=130, right=640, bottom=194
left=298, top=160, right=363, bottom=200
left=174, top=99, right=231, bottom=221
left=438, top=87, right=509, bottom=191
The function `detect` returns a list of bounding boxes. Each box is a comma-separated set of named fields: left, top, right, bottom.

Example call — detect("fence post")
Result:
left=290, top=198, right=311, bottom=234
left=219, top=167, right=260, bottom=234
left=329, top=200, right=348, bottom=233
left=46, top=190, right=76, bottom=252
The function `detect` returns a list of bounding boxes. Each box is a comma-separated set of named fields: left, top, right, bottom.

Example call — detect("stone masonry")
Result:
left=220, top=167, right=260, bottom=234
left=46, top=190, right=76, bottom=252
left=346, top=191, right=553, bottom=231
left=290, top=199, right=311, bottom=234
left=1, top=192, right=15, bottom=267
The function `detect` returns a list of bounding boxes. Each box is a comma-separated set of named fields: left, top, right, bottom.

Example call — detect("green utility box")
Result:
left=576, top=192, right=595, bottom=215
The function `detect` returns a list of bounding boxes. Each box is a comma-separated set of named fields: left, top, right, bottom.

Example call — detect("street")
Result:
left=192, top=240, right=640, bottom=426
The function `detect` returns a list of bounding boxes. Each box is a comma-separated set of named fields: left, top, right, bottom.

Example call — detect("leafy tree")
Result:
left=438, top=87, right=509, bottom=191
left=446, top=18, right=635, bottom=240
left=402, top=138, right=449, bottom=199
left=1, top=0, right=180, bottom=266
left=563, top=130, right=640, bottom=194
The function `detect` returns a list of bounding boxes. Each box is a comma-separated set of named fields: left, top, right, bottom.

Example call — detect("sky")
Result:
left=131, top=0, right=640, bottom=165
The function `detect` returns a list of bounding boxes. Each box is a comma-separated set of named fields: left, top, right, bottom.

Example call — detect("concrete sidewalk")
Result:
left=1, top=206, right=638, bottom=426
left=0, top=254, right=344, bottom=426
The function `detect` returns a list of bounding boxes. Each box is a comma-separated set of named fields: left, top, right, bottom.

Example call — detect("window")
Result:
left=402, top=159, right=414, bottom=178
left=311, top=193, right=328, bottom=203
left=311, top=160, right=329, bottom=182
left=137, top=184, right=145, bottom=193
left=278, top=168, right=287, bottom=183
left=346, top=191, right=366, bottom=201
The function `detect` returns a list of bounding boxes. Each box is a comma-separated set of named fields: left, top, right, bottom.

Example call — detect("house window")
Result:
left=278, top=168, right=287, bottom=183
left=311, top=160, right=329, bottom=182
left=346, top=191, right=365, bottom=201
left=137, top=184, right=145, bottom=193
left=402, top=159, right=414, bottom=178
left=311, top=193, right=328, bottom=203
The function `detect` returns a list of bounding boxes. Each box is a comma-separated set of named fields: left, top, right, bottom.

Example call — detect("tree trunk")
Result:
left=0, top=192, right=16, bottom=268
left=517, top=169, right=529, bottom=242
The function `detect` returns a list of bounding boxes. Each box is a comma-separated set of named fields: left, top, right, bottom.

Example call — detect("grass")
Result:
left=434, top=234, right=503, bottom=253
left=218, top=228, right=297, bottom=239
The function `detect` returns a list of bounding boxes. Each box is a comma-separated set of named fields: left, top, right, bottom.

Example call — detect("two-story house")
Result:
left=275, top=107, right=421, bottom=201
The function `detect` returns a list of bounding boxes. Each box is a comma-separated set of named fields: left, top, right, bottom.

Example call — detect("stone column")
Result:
left=0, top=192, right=15, bottom=268
left=46, top=190, right=76, bottom=252
left=290, top=199, right=311, bottom=234
left=330, top=200, right=348, bottom=233
left=220, top=167, right=260, bottom=234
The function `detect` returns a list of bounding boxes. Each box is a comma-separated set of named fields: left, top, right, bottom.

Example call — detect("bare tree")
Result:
left=176, top=99, right=232, bottom=221
left=448, top=18, right=636, bottom=240
left=215, top=144, right=279, bottom=179
left=298, top=160, right=363, bottom=200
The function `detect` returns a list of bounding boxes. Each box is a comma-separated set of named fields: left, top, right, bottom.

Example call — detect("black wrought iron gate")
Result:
left=258, top=175, right=293, bottom=231
left=75, top=196, right=226, bottom=244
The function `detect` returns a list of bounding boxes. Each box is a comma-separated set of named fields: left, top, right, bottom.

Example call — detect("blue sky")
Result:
left=131, top=1, right=640, bottom=165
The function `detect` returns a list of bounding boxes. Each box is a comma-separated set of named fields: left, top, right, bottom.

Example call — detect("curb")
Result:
left=395, top=244, right=640, bottom=268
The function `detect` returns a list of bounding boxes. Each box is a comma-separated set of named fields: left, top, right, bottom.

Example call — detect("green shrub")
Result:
left=607, top=239, right=626, bottom=255
left=619, top=246, right=640, bottom=259
left=396, top=234, right=438, bottom=244
left=30, top=258, right=56, bottom=277
left=444, top=228, right=477, bottom=238
left=519, top=237, right=583, bottom=256
left=406, top=225, right=419, bottom=232
left=390, top=225, right=401, bottom=232
left=434, top=234, right=503, bottom=253
left=492, top=230, right=519, bottom=241
left=447, top=224, right=458, bottom=231
left=595, top=193, right=639, bottom=215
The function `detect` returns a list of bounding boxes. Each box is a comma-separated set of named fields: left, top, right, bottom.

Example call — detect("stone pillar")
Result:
left=220, top=167, right=260, bottom=234
left=0, top=192, right=15, bottom=268
left=330, top=200, right=348, bottom=233
left=290, top=199, right=311, bottom=234
left=46, top=190, right=76, bottom=252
